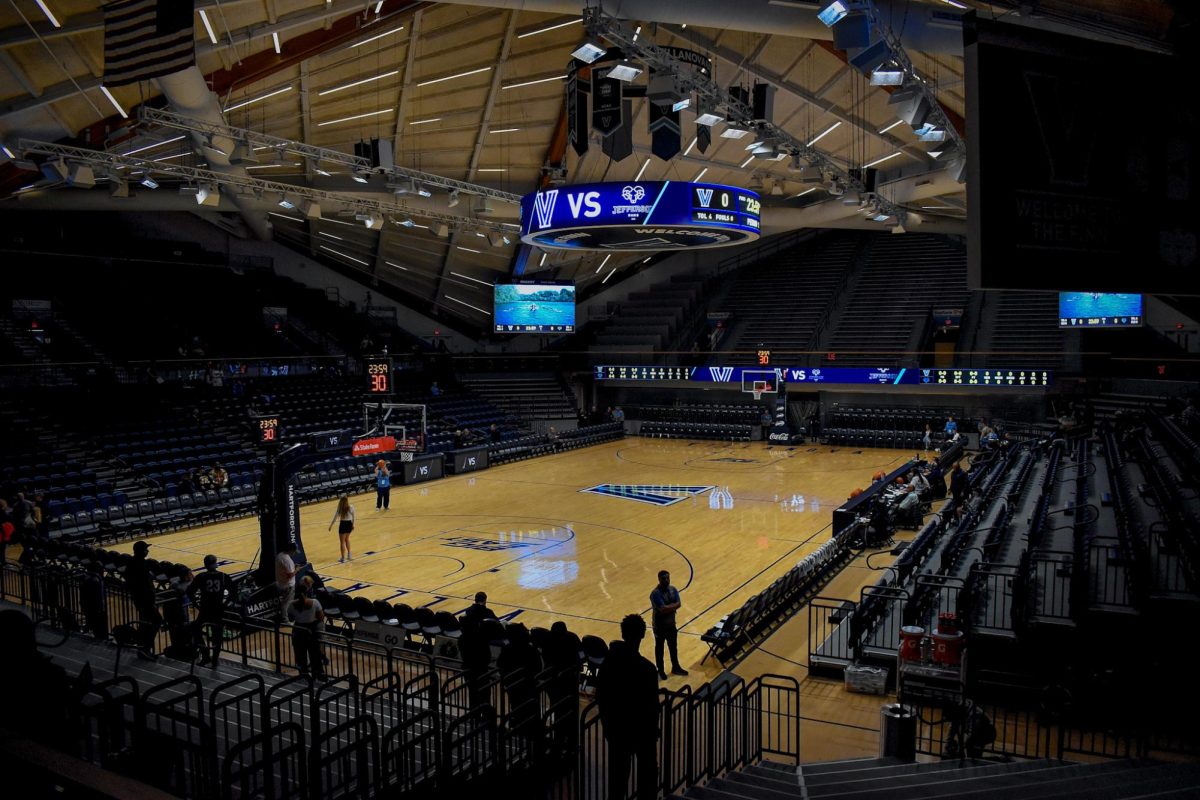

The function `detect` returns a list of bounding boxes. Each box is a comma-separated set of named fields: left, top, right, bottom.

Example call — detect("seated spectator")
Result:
left=910, top=470, right=931, bottom=502
left=547, top=426, right=560, bottom=450
left=490, top=423, right=502, bottom=443
left=179, top=471, right=195, bottom=495
left=944, top=416, right=958, bottom=435
left=430, top=380, right=442, bottom=397
left=897, top=485, right=923, bottom=528
left=212, top=465, right=229, bottom=488
left=196, top=469, right=214, bottom=491
left=612, top=406, right=625, bottom=424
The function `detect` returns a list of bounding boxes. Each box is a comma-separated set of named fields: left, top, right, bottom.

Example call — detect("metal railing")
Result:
left=6, top=561, right=801, bottom=799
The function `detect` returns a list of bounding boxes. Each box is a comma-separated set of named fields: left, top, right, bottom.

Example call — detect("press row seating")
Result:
left=638, top=403, right=762, bottom=424
left=703, top=533, right=851, bottom=663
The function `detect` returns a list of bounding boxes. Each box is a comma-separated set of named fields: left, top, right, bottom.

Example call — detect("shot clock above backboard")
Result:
left=365, top=356, right=393, bottom=396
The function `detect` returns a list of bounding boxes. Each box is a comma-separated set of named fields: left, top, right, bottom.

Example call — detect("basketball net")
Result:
left=752, top=381, right=767, bottom=402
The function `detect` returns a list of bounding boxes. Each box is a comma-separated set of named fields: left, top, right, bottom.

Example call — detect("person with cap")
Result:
left=187, top=554, right=233, bottom=667
left=374, top=460, right=391, bottom=511
left=461, top=591, right=498, bottom=626
left=124, top=540, right=162, bottom=659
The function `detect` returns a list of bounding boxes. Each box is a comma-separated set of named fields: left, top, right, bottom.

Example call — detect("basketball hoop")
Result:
left=752, top=380, right=767, bottom=401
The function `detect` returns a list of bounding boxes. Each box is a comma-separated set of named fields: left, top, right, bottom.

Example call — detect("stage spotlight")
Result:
left=608, top=60, right=642, bottom=82
left=571, top=38, right=607, bottom=64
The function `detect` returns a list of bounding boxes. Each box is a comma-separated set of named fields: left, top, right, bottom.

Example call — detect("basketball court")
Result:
left=110, top=438, right=917, bottom=681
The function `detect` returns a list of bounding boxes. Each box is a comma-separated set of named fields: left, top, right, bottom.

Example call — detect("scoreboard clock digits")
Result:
left=257, top=415, right=280, bottom=444
left=366, top=357, right=393, bottom=396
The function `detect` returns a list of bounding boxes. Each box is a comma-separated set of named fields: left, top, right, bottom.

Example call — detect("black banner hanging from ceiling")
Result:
left=566, top=66, right=588, bottom=157
left=649, top=103, right=681, bottom=161
left=696, top=124, right=711, bottom=154
left=602, top=100, right=634, bottom=162
left=592, top=69, right=623, bottom=137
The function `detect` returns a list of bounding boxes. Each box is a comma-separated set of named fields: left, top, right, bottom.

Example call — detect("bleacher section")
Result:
left=588, top=275, right=705, bottom=359
left=719, top=235, right=856, bottom=364
left=824, top=235, right=969, bottom=366
left=976, top=290, right=1067, bottom=371
left=458, top=372, right=578, bottom=420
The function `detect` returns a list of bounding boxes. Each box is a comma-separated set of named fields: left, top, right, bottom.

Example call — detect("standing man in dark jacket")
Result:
left=124, top=540, right=162, bottom=659
left=650, top=571, right=688, bottom=680
left=950, top=462, right=970, bottom=506
left=597, top=614, right=660, bottom=800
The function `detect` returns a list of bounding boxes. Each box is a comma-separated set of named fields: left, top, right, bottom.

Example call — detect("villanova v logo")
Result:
left=696, top=188, right=713, bottom=207
left=708, top=366, right=734, bottom=382
left=581, top=484, right=714, bottom=506
left=534, top=189, right=559, bottom=229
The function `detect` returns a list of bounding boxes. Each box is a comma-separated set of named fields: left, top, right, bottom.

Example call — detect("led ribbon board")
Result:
left=593, top=365, right=1054, bottom=387
left=520, top=181, right=761, bottom=251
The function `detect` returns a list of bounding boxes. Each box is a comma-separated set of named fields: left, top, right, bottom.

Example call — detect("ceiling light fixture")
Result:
left=445, top=296, right=490, bottom=315
left=99, top=86, right=127, bottom=118
left=417, top=66, right=491, bottom=87
left=120, top=136, right=185, bottom=157
left=607, top=60, right=642, bottom=82
left=739, top=155, right=754, bottom=168
left=198, top=9, right=218, bottom=44
left=490, top=128, right=520, bottom=134
left=720, top=125, right=750, bottom=139
left=864, top=151, right=901, bottom=168
left=320, top=245, right=370, bottom=266
left=34, top=0, right=60, bottom=28
left=634, top=159, right=650, bottom=181
left=319, top=70, right=400, bottom=96
left=807, top=121, right=841, bottom=146
left=793, top=187, right=818, bottom=197
left=517, top=18, right=581, bottom=38
left=878, top=119, right=905, bottom=134
left=693, top=167, right=708, bottom=182
left=272, top=32, right=281, bottom=54
left=409, top=117, right=441, bottom=126
left=224, top=85, right=293, bottom=112
left=350, top=26, right=405, bottom=48
left=502, top=75, right=566, bottom=90
left=318, top=108, right=394, bottom=126
left=596, top=253, right=612, bottom=273
left=140, top=176, right=159, bottom=189
left=683, top=137, right=697, bottom=156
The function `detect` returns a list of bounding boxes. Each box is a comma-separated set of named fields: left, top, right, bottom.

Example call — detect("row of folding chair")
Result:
left=641, top=422, right=752, bottom=442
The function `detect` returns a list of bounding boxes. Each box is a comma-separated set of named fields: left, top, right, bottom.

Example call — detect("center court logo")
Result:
left=533, top=189, right=559, bottom=229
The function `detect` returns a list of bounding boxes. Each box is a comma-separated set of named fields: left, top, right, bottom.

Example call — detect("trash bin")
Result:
left=880, top=703, right=917, bottom=762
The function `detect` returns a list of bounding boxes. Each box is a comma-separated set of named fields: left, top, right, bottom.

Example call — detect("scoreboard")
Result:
left=594, top=364, right=1053, bottom=388
left=919, top=368, right=1051, bottom=387
left=594, top=366, right=694, bottom=381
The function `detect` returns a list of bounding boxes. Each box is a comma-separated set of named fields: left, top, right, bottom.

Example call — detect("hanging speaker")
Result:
left=848, top=39, right=892, bottom=75
left=752, top=83, right=776, bottom=122
left=832, top=12, right=871, bottom=50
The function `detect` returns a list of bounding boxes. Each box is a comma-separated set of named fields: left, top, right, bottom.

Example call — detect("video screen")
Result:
left=494, top=281, right=575, bottom=333
left=1059, top=292, right=1143, bottom=328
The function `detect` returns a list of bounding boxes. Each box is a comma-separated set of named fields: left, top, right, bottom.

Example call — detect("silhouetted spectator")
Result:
left=124, top=541, right=161, bottom=659
left=0, top=609, right=73, bottom=750
left=597, top=614, right=659, bottom=800
left=12, top=492, right=36, bottom=541
left=950, top=462, right=970, bottom=505
left=490, top=424, right=502, bottom=443
left=928, top=462, right=946, bottom=500
left=459, top=617, right=494, bottom=710
left=430, top=380, right=442, bottom=397
left=497, top=623, right=543, bottom=738
left=545, top=621, right=582, bottom=760
left=0, top=499, right=11, bottom=565
left=461, top=591, right=498, bottom=627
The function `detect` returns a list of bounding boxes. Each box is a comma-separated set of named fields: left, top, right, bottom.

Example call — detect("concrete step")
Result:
left=802, top=758, right=989, bottom=786
left=800, top=757, right=904, bottom=776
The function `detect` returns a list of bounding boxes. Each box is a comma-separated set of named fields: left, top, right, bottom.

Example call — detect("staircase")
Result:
left=677, top=756, right=1200, bottom=800
left=976, top=291, right=1067, bottom=370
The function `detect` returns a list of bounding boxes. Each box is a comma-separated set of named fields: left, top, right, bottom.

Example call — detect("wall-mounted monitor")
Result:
left=494, top=281, right=576, bottom=333
left=1058, top=292, right=1143, bottom=328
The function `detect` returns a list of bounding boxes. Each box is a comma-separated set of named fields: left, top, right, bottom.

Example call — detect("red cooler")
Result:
left=902, top=623, right=926, bottom=662
left=937, top=612, right=958, bottom=634
left=899, top=626, right=925, bottom=662
left=932, top=630, right=964, bottom=666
